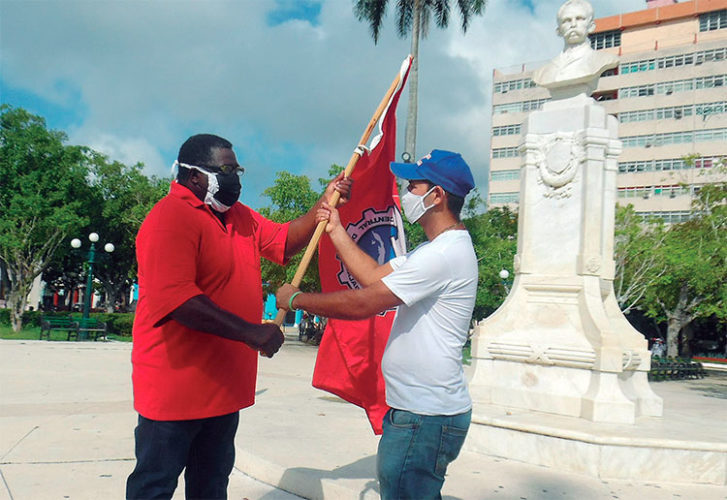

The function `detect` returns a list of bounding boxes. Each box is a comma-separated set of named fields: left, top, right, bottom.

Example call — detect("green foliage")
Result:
left=0, top=308, right=63, bottom=327
left=85, top=312, right=135, bottom=336
left=644, top=203, right=727, bottom=322
left=259, top=171, right=322, bottom=294
left=640, top=162, right=727, bottom=356
left=260, top=171, right=319, bottom=224
left=354, top=0, right=487, bottom=43
left=354, top=0, right=487, bottom=158
left=465, top=205, right=518, bottom=321
left=0, top=105, right=93, bottom=330
left=319, top=164, right=344, bottom=188
left=0, top=308, right=135, bottom=337
left=83, top=153, right=170, bottom=311
left=613, top=204, right=666, bottom=314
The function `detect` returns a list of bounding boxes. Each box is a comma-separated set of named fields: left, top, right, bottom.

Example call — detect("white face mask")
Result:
left=400, top=186, right=436, bottom=223
left=174, top=160, right=241, bottom=213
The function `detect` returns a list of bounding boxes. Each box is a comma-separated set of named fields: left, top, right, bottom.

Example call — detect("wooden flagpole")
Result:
left=273, top=59, right=409, bottom=327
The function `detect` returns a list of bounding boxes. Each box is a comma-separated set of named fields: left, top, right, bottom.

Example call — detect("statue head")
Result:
left=556, top=0, right=596, bottom=47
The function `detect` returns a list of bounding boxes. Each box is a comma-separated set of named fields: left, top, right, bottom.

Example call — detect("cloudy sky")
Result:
left=1, top=0, right=639, bottom=209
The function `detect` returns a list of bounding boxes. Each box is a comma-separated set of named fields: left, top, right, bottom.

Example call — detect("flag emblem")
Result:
left=336, top=206, right=405, bottom=290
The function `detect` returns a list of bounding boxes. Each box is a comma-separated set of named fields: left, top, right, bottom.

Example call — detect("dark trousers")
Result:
left=126, top=412, right=239, bottom=500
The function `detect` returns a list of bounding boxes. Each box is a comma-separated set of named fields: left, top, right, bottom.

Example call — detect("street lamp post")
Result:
left=71, top=232, right=114, bottom=339
left=499, top=269, right=511, bottom=294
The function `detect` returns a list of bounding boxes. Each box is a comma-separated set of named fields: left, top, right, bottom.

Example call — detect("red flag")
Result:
left=313, top=57, right=412, bottom=435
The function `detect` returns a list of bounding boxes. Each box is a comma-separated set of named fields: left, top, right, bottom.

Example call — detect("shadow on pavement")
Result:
left=279, top=455, right=378, bottom=499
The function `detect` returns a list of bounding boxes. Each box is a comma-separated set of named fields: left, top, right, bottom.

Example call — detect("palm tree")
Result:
left=354, top=0, right=487, bottom=161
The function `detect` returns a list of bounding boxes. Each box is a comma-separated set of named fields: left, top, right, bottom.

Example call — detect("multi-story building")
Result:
left=489, top=0, right=727, bottom=222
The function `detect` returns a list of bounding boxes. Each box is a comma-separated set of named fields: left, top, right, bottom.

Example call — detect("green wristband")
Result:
left=289, top=291, right=303, bottom=311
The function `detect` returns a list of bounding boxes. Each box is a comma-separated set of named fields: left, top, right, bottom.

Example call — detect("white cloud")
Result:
left=72, top=130, right=168, bottom=178
left=1, top=0, right=640, bottom=208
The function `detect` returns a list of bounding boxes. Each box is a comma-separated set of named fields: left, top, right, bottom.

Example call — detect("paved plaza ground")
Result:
left=1, top=335, right=726, bottom=499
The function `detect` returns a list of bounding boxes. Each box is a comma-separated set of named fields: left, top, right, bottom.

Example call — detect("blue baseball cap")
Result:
left=390, top=150, right=475, bottom=198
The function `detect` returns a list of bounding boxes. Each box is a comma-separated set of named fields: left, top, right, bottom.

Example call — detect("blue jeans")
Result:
left=377, top=408, right=471, bottom=500
left=126, top=412, right=239, bottom=500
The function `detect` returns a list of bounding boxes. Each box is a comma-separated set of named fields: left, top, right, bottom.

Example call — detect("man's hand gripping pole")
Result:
left=272, top=58, right=410, bottom=326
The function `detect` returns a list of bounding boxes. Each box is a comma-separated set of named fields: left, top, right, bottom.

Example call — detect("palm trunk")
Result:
left=404, top=0, right=420, bottom=161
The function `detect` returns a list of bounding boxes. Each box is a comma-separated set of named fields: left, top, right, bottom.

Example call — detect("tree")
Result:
left=259, top=171, right=322, bottom=295
left=0, top=105, right=91, bottom=330
left=354, top=0, right=487, bottom=159
left=613, top=204, right=667, bottom=314
left=38, top=154, right=169, bottom=314
left=465, top=204, right=517, bottom=321
left=642, top=170, right=727, bottom=357
left=85, top=154, right=170, bottom=312
left=41, top=242, right=86, bottom=311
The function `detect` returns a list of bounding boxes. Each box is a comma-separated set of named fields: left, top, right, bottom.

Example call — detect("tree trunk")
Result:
left=404, top=0, right=420, bottom=161
left=665, top=317, right=682, bottom=358
left=7, top=267, right=31, bottom=332
left=665, top=285, right=693, bottom=358
left=102, top=281, right=128, bottom=313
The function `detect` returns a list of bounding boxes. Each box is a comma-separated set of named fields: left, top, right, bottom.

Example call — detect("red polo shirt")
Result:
left=131, top=182, right=289, bottom=420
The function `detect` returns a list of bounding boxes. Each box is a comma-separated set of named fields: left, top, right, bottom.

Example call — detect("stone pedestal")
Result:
left=470, top=94, right=663, bottom=424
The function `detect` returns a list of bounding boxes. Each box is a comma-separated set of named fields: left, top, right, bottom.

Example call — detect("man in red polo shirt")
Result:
left=126, top=134, right=351, bottom=499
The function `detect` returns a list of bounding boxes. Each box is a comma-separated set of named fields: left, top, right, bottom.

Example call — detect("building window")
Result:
left=493, top=98, right=549, bottom=114
left=493, top=78, right=536, bottom=94
left=694, top=157, right=724, bottom=169
left=589, top=30, right=621, bottom=50
left=620, top=48, right=726, bottom=74
left=619, top=101, right=727, bottom=123
left=491, top=169, right=520, bottom=181
left=697, top=47, right=726, bottom=63
left=695, top=74, right=726, bottom=89
left=622, top=75, right=727, bottom=99
left=492, top=124, right=522, bottom=136
left=696, top=101, right=726, bottom=119
left=654, top=158, right=687, bottom=171
left=694, top=129, right=727, bottom=142
left=618, top=157, right=724, bottom=172
left=699, top=10, right=726, bottom=32
left=621, top=59, right=656, bottom=74
left=656, top=79, right=694, bottom=94
left=637, top=211, right=692, bottom=223
left=492, top=147, right=520, bottom=159
left=593, top=90, right=617, bottom=101
left=618, top=186, right=653, bottom=199
left=490, top=192, right=520, bottom=204
left=621, top=129, right=727, bottom=148
left=619, top=160, right=654, bottom=173
left=653, top=185, right=688, bottom=197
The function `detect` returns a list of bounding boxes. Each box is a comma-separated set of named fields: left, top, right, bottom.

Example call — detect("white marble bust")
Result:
left=533, top=0, right=618, bottom=95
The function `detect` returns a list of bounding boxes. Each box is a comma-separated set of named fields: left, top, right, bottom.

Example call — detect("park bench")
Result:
left=649, top=357, right=707, bottom=381
left=40, top=316, right=79, bottom=341
left=75, top=318, right=108, bottom=341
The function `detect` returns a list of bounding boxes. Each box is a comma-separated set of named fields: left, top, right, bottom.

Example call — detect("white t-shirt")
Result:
left=380, top=229, right=477, bottom=416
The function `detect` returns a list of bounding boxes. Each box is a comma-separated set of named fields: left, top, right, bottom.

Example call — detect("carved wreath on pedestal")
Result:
left=531, top=131, right=585, bottom=199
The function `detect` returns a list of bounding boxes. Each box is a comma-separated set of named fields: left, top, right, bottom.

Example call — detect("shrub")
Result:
left=0, top=308, right=42, bottom=327
left=105, top=313, right=135, bottom=336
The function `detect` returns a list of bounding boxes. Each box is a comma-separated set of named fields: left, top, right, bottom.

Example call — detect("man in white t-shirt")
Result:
left=276, top=149, right=478, bottom=499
